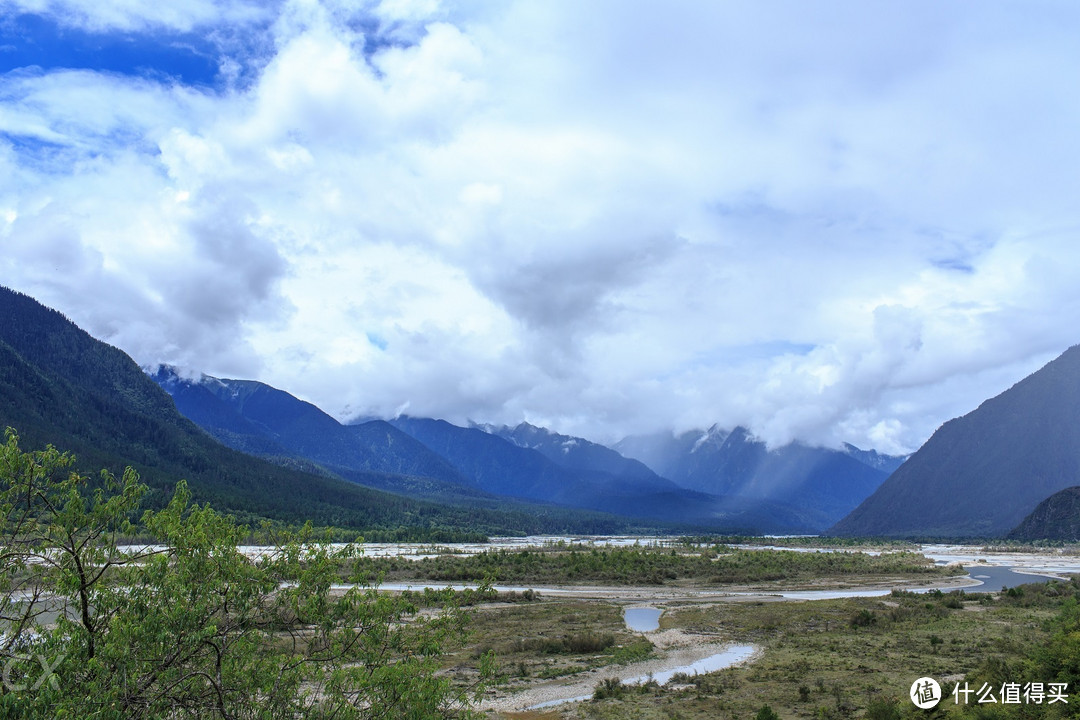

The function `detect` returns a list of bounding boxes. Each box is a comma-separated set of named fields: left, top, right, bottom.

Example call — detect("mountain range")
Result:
left=15, top=283, right=1080, bottom=539
left=151, top=368, right=899, bottom=532
left=0, top=285, right=635, bottom=538
left=0, top=283, right=905, bottom=535
left=149, top=373, right=822, bottom=531
left=148, top=341, right=1080, bottom=539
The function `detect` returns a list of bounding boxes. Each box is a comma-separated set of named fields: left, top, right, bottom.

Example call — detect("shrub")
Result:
left=668, top=671, right=694, bottom=686
left=593, top=676, right=627, bottom=700
left=0, top=430, right=492, bottom=719
left=756, top=704, right=781, bottom=720
left=865, top=697, right=901, bottom=720
left=942, top=592, right=965, bottom=609
left=564, top=631, right=616, bottom=653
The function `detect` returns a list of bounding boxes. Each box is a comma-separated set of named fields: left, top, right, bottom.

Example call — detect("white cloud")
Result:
left=3, top=0, right=1080, bottom=453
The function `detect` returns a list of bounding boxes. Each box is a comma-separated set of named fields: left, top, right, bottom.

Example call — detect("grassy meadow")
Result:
left=377, top=545, right=1078, bottom=720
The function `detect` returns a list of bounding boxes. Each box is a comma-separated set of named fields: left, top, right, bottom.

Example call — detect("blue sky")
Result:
left=2, top=0, right=1079, bottom=453
left=0, top=13, right=221, bottom=85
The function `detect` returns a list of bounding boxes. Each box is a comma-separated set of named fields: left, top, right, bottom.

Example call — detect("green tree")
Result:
left=0, top=429, right=491, bottom=718
left=756, top=704, right=781, bottom=720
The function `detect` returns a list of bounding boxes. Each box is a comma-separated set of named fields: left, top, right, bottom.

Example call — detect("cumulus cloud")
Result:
left=3, top=0, right=1080, bottom=453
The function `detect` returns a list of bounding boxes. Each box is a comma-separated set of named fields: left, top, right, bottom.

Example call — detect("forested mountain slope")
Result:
left=0, top=286, right=626, bottom=537
left=833, top=345, right=1080, bottom=537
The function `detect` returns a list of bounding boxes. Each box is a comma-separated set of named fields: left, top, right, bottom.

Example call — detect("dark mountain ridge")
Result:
left=1008, top=487, right=1080, bottom=542
left=832, top=345, right=1080, bottom=537
left=152, top=367, right=486, bottom=502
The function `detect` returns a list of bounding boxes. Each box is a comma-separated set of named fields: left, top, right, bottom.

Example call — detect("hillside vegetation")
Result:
left=0, top=286, right=631, bottom=538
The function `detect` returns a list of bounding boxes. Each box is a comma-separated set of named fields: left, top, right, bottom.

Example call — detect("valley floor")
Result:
left=392, top=543, right=1080, bottom=720
left=462, top=572, right=976, bottom=715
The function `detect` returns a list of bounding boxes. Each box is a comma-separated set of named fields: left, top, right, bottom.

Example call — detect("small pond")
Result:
left=624, top=606, right=662, bottom=632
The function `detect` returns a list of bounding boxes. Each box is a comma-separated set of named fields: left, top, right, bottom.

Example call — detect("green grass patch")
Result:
left=349, top=546, right=961, bottom=586
left=480, top=578, right=1080, bottom=720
